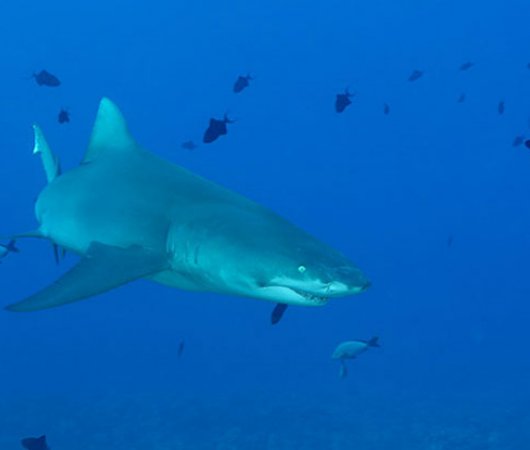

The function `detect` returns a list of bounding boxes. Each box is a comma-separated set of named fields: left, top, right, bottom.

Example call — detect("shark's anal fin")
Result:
left=5, top=243, right=168, bottom=312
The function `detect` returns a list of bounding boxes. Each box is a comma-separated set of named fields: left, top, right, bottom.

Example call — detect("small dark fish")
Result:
left=498, top=101, right=505, bottom=115
left=203, top=115, right=233, bottom=144
left=335, top=89, right=354, bottom=113
left=525, top=139, right=530, bottom=149
left=408, top=69, right=423, bottom=82
left=512, top=135, right=525, bottom=147
left=33, top=70, right=61, bottom=87
left=233, top=75, right=252, bottom=93
left=447, top=235, right=454, bottom=248
left=0, top=239, right=19, bottom=262
left=58, top=109, right=70, bottom=124
left=271, top=303, right=288, bottom=325
left=457, top=93, right=466, bottom=103
left=181, top=140, right=197, bottom=150
left=459, top=61, right=474, bottom=71
left=383, top=103, right=390, bottom=115
left=177, top=339, right=185, bottom=358
left=21, top=435, right=49, bottom=450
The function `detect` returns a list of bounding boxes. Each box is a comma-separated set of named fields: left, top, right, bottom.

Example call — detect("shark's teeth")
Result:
left=292, top=288, right=328, bottom=304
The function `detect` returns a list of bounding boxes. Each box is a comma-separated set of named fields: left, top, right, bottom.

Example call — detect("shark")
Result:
left=5, top=98, right=370, bottom=313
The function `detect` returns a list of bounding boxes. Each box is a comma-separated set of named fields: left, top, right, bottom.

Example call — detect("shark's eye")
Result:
left=298, top=265, right=307, bottom=274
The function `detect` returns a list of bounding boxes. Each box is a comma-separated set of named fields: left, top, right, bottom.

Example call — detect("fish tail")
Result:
left=6, top=240, right=20, bottom=253
left=339, top=360, right=348, bottom=378
left=368, top=336, right=380, bottom=347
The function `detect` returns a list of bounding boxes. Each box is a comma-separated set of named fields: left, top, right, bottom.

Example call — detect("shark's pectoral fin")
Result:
left=5, top=243, right=168, bottom=312
left=271, top=303, right=288, bottom=325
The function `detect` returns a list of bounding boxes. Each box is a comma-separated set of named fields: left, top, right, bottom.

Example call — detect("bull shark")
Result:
left=5, top=98, right=370, bottom=312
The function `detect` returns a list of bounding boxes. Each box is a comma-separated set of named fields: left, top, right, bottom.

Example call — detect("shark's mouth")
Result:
left=257, top=283, right=329, bottom=306
left=288, top=287, right=329, bottom=305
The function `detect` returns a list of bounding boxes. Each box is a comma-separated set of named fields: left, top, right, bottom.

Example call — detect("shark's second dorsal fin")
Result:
left=33, top=125, right=60, bottom=183
left=83, top=98, right=139, bottom=164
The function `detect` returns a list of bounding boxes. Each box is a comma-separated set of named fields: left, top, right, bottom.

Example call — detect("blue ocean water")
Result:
left=1, top=0, right=530, bottom=448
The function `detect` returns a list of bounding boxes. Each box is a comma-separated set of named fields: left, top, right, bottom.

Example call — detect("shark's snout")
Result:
left=361, top=280, right=371, bottom=291
left=325, top=280, right=369, bottom=296
left=328, top=265, right=370, bottom=296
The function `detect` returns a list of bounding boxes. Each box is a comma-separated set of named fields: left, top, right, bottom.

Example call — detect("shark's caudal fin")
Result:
left=5, top=242, right=168, bottom=312
left=33, top=125, right=61, bottom=183
left=82, top=98, right=139, bottom=164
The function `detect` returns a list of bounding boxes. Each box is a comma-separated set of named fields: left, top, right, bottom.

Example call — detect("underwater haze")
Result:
left=1, top=0, right=530, bottom=448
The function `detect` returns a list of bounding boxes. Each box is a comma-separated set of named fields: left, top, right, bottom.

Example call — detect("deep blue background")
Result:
left=1, top=0, right=530, bottom=448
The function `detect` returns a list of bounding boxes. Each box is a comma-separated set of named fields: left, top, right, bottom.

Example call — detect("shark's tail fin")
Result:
left=33, top=124, right=61, bottom=183
left=367, top=336, right=380, bottom=348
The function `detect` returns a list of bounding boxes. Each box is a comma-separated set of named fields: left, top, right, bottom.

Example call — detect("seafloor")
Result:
left=1, top=389, right=527, bottom=449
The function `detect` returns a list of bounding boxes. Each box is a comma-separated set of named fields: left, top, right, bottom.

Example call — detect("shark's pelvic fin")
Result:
left=33, top=125, right=61, bottom=183
left=83, top=98, right=139, bottom=163
left=52, top=243, right=67, bottom=265
left=5, top=242, right=168, bottom=312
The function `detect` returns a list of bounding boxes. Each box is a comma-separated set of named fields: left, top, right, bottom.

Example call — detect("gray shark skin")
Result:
left=5, top=98, right=370, bottom=312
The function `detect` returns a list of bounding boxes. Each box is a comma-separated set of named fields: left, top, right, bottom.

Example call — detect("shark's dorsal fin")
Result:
left=33, top=125, right=60, bottom=183
left=83, top=98, right=139, bottom=163
left=5, top=242, right=168, bottom=312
